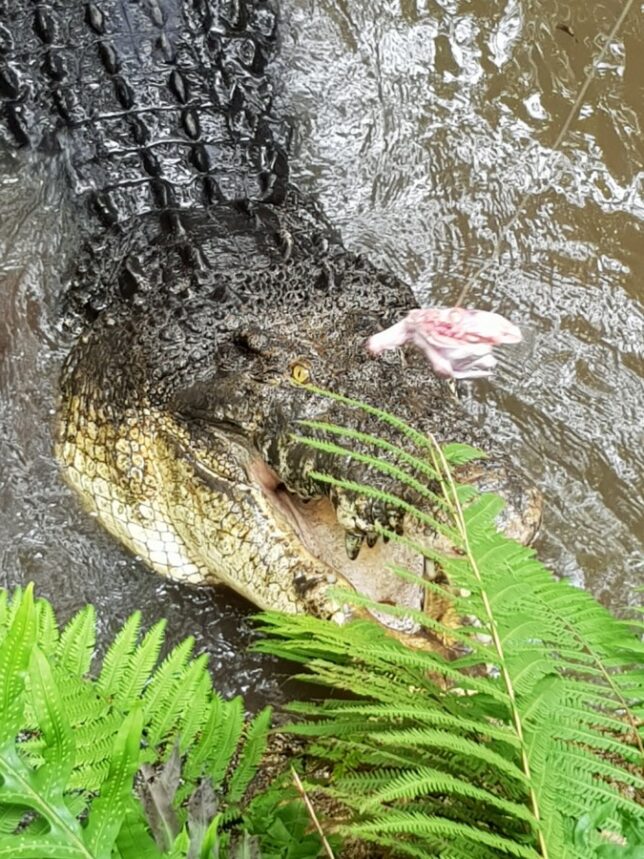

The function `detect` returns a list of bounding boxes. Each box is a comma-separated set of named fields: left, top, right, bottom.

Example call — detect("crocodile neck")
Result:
left=1, top=0, right=289, bottom=319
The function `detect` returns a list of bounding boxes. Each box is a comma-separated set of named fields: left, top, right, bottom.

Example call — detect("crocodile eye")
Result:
left=289, top=359, right=311, bottom=385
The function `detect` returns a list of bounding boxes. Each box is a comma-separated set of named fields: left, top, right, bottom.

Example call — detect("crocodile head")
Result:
left=57, top=212, right=541, bottom=645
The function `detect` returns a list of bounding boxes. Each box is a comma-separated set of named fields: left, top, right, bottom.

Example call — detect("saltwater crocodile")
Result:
left=1, top=0, right=540, bottom=639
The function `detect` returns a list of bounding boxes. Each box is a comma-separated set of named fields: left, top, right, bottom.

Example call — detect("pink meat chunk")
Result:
left=366, top=307, right=522, bottom=380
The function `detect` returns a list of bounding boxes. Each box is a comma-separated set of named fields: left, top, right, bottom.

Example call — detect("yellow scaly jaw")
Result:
left=56, top=392, right=437, bottom=634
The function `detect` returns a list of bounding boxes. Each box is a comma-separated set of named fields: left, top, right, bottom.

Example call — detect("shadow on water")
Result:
left=1, top=0, right=642, bottom=708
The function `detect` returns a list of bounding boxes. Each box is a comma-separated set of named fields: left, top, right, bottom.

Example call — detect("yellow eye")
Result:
left=289, top=360, right=311, bottom=385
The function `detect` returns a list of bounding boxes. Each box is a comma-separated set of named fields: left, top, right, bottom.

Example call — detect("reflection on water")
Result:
left=0, top=1, right=642, bottom=706
left=279, top=0, right=643, bottom=610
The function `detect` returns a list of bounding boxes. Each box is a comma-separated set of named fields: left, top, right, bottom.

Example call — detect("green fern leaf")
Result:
left=356, top=766, right=536, bottom=823
left=175, top=669, right=211, bottom=754
left=257, top=396, right=644, bottom=859
left=346, top=810, right=540, bottom=858
left=181, top=692, right=226, bottom=777
left=0, top=600, right=90, bottom=856
left=142, top=636, right=195, bottom=724
left=35, top=598, right=60, bottom=656
left=441, top=442, right=487, bottom=464
left=147, top=653, right=208, bottom=749
left=3, top=587, right=24, bottom=636
left=209, top=695, right=244, bottom=788
left=0, top=583, right=36, bottom=742
left=175, top=693, right=229, bottom=808
left=0, top=585, right=312, bottom=858
left=28, top=646, right=74, bottom=795
left=114, top=619, right=166, bottom=707
left=287, top=701, right=519, bottom=747
left=56, top=606, right=95, bottom=678
left=226, top=707, right=272, bottom=805
left=83, top=707, right=143, bottom=858
left=97, top=612, right=142, bottom=699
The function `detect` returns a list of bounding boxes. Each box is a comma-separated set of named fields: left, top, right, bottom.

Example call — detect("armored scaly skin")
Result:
left=1, top=0, right=540, bottom=635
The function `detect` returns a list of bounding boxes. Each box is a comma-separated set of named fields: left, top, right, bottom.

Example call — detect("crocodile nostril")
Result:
left=233, top=327, right=270, bottom=355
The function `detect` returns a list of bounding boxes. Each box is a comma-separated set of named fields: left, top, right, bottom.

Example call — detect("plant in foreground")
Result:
left=0, top=391, right=641, bottom=858
left=0, top=584, right=331, bottom=858
left=255, top=388, right=644, bottom=859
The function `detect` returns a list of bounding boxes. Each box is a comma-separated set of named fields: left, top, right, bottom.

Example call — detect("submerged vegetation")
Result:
left=0, top=396, right=642, bottom=857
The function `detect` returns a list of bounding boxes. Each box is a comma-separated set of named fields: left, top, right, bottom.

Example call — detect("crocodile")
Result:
left=1, top=0, right=540, bottom=641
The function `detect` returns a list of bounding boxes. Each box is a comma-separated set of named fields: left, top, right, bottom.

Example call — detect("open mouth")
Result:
left=167, top=417, right=541, bottom=646
left=248, top=455, right=441, bottom=640
left=247, top=451, right=542, bottom=646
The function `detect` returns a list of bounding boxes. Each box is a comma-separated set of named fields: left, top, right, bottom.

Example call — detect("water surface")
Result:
left=0, top=0, right=641, bottom=707
left=279, top=0, right=643, bottom=610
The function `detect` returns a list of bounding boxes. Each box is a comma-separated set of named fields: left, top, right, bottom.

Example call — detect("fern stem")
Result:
left=291, top=767, right=336, bottom=859
left=561, top=617, right=644, bottom=762
left=431, top=440, right=550, bottom=859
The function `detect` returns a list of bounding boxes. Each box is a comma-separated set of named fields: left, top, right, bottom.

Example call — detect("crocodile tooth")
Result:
left=345, top=531, right=364, bottom=561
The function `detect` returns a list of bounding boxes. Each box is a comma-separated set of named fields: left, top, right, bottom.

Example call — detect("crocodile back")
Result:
left=0, top=0, right=288, bottom=228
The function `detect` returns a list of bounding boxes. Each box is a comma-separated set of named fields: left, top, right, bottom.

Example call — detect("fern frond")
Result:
left=113, top=620, right=166, bottom=706
left=370, top=727, right=527, bottom=784
left=56, top=606, right=95, bottom=677
left=180, top=691, right=226, bottom=777
left=284, top=703, right=517, bottom=747
left=29, top=646, right=75, bottom=794
left=174, top=668, right=211, bottom=753
left=226, top=707, right=272, bottom=805
left=36, top=598, right=59, bottom=655
left=97, top=612, right=142, bottom=698
left=2, top=586, right=25, bottom=636
left=346, top=810, right=540, bottom=859
left=142, top=636, right=195, bottom=723
left=84, top=707, right=143, bottom=857
left=147, top=653, right=209, bottom=749
left=0, top=587, right=322, bottom=858
left=258, top=395, right=644, bottom=859
left=0, top=583, right=36, bottom=741
left=209, top=694, right=245, bottom=788
left=355, top=766, right=536, bottom=823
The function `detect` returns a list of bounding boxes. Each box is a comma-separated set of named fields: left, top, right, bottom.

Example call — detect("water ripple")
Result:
left=282, top=0, right=643, bottom=612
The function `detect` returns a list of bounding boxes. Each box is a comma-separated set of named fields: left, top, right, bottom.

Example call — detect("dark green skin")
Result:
left=2, top=0, right=540, bottom=626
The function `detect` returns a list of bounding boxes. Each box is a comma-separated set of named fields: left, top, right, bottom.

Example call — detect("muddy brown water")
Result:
left=0, top=0, right=642, bottom=709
